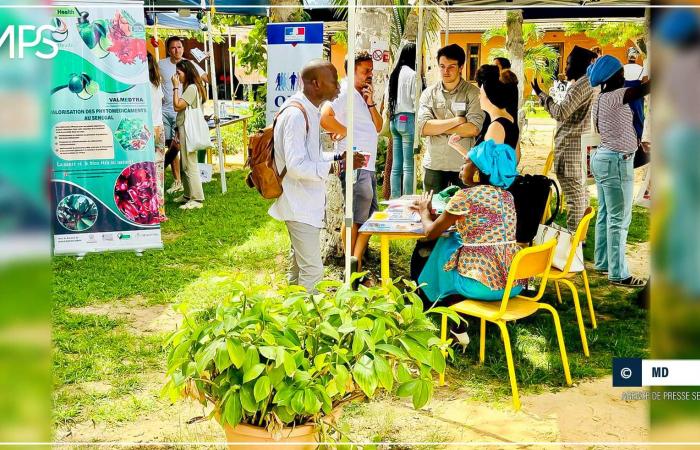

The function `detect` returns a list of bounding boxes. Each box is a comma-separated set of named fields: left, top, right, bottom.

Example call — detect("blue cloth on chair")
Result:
left=418, top=232, right=523, bottom=304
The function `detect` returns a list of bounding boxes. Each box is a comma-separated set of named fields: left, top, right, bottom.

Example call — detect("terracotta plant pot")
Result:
left=223, top=422, right=319, bottom=450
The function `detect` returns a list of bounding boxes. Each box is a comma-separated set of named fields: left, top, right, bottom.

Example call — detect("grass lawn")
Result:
left=53, top=170, right=650, bottom=443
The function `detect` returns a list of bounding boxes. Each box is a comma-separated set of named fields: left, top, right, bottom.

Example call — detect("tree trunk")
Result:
left=269, top=0, right=302, bottom=23
left=505, top=10, right=525, bottom=127
left=320, top=0, right=392, bottom=262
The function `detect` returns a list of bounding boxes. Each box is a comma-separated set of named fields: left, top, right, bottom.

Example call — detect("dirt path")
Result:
left=57, top=374, right=648, bottom=448
left=340, top=376, right=648, bottom=449
left=58, top=298, right=649, bottom=448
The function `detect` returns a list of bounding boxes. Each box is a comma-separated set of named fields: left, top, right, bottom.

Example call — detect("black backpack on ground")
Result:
left=507, top=174, right=560, bottom=243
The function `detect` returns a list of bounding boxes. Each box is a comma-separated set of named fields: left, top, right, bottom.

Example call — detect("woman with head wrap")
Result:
left=587, top=55, right=650, bottom=288
left=410, top=140, right=523, bottom=305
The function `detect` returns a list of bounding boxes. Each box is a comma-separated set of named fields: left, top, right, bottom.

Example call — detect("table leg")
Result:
left=380, top=235, right=390, bottom=287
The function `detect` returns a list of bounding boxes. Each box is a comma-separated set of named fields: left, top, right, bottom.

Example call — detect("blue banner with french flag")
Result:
left=266, top=22, right=324, bottom=123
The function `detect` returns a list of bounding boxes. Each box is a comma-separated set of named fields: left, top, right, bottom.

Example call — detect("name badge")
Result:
left=453, top=102, right=466, bottom=111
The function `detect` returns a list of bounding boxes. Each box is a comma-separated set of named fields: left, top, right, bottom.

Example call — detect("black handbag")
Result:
left=507, top=174, right=561, bottom=243
left=633, top=142, right=650, bottom=168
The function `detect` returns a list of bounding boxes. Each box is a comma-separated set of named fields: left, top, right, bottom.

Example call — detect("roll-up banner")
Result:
left=50, top=1, right=163, bottom=256
left=266, top=22, right=324, bottom=124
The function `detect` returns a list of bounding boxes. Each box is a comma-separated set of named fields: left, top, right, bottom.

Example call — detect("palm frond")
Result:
left=481, top=26, right=506, bottom=45
left=523, top=23, right=544, bottom=43
left=525, top=44, right=560, bottom=82
left=489, top=40, right=560, bottom=83
left=564, top=21, right=594, bottom=37
left=331, top=0, right=348, bottom=21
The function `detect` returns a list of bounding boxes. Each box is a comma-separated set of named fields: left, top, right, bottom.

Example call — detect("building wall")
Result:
left=441, top=31, right=641, bottom=98
left=331, top=31, right=641, bottom=95
left=330, top=41, right=347, bottom=79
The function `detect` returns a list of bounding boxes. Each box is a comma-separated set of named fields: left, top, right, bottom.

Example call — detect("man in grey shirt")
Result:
left=417, top=44, right=484, bottom=193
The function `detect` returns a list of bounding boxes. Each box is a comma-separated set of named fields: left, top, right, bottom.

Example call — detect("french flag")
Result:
left=284, top=26, right=306, bottom=42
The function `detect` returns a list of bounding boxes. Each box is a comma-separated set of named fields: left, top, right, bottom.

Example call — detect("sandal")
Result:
left=611, top=276, right=646, bottom=288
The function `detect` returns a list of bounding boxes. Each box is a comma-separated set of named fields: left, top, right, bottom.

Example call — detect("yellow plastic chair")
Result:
left=548, top=207, right=597, bottom=358
left=439, top=240, right=572, bottom=410
left=542, top=149, right=555, bottom=176
left=541, top=150, right=566, bottom=223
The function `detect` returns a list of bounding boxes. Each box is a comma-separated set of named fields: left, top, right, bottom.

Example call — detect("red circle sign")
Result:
left=372, top=49, right=383, bottom=61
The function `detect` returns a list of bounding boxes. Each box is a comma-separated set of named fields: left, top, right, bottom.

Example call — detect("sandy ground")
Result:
left=58, top=291, right=650, bottom=448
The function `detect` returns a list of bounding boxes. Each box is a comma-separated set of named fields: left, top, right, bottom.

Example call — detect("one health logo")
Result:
left=284, top=27, right=306, bottom=43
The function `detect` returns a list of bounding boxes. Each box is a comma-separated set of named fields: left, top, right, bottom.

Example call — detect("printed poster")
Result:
left=266, top=22, right=324, bottom=123
left=50, top=2, right=163, bottom=256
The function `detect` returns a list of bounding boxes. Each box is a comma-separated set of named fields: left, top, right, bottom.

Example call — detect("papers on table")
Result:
left=360, top=220, right=424, bottom=234
left=361, top=195, right=424, bottom=234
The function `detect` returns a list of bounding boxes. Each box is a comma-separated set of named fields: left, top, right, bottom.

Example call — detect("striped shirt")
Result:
left=539, top=75, right=596, bottom=178
left=592, top=88, right=638, bottom=154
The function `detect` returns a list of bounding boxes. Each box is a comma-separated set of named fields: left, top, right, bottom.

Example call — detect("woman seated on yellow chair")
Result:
left=411, top=139, right=524, bottom=304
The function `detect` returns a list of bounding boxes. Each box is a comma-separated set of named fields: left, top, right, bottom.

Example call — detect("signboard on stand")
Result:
left=50, top=2, right=163, bottom=256
left=266, top=22, right=324, bottom=123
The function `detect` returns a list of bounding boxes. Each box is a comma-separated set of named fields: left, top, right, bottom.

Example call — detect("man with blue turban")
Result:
left=532, top=45, right=597, bottom=232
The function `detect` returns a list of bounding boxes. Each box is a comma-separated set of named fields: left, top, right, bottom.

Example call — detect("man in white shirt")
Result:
left=320, top=51, right=383, bottom=272
left=159, top=36, right=209, bottom=194
left=623, top=47, right=648, bottom=82
left=269, top=60, right=364, bottom=293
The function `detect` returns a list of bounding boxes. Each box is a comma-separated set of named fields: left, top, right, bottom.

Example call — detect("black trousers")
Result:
left=423, top=168, right=465, bottom=194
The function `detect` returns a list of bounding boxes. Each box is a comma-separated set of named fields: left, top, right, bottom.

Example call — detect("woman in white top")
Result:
left=386, top=43, right=419, bottom=198
left=172, top=60, right=207, bottom=210
left=147, top=53, right=167, bottom=221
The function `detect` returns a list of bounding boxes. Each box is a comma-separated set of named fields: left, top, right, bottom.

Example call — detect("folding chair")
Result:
left=439, top=239, right=572, bottom=410
left=548, top=207, right=597, bottom=357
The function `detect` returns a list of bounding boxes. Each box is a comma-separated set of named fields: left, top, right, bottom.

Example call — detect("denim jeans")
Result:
left=590, top=147, right=634, bottom=281
left=389, top=113, right=415, bottom=198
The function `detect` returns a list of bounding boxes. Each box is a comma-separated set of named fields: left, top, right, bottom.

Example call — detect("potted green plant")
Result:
left=163, top=277, right=459, bottom=449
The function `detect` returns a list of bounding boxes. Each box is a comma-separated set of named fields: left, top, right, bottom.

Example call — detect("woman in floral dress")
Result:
left=411, top=140, right=522, bottom=304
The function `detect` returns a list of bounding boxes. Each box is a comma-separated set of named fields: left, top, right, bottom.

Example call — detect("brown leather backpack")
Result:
left=245, top=101, right=309, bottom=199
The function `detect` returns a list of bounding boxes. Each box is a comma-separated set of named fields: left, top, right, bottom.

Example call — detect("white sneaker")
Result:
left=173, top=195, right=189, bottom=204
left=179, top=200, right=203, bottom=210
left=167, top=180, right=183, bottom=194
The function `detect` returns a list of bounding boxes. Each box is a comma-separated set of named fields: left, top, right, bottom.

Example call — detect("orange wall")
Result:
left=331, top=41, right=347, bottom=79
left=441, top=31, right=640, bottom=95
left=324, top=32, right=640, bottom=94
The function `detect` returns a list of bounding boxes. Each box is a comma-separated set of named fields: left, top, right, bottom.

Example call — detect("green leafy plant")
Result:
left=564, top=21, right=647, bottom=56
left=163, top=276, right=458, bottom=440
left=482, top=23, right=560, bottom=83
